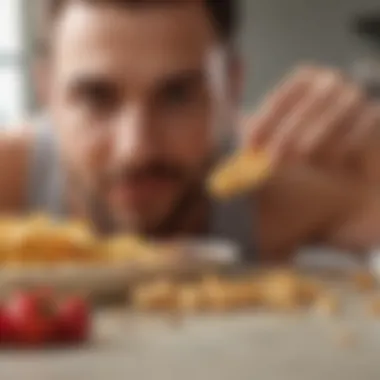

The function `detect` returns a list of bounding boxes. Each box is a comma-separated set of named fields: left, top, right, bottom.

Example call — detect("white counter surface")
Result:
left=2, top=249, right=380, bottom=380
left=2, top=299, right=380, bottom=380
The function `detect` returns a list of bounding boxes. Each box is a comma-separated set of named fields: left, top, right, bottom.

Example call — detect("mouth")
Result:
left=108, top=176, right=178, bottom=205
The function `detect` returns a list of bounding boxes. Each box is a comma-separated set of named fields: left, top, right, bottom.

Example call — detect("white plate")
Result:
left=369, top=249, right=380, bottom=279
left=0, top=262, right=137, bottom=299
left=294, top=247, right=365, bottom=272
left=159, top=238, right=241, bottom=266
left=0, top=239, right=241, bottom=298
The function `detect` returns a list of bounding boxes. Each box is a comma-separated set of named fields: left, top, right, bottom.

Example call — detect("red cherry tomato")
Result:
left=0, top=306, right=5, bottom=343
left=57, top=297, right=91, bottom=343
left=0, top=306, right=16, bottom=344
left=3, top=291, right=57, bottom=346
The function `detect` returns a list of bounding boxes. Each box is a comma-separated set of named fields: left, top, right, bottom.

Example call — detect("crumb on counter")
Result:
left=314, top=293, right=340, bottom=316
left=368, top=296, right=380, bottom=318
left=352, top=271, right=376, bottom=292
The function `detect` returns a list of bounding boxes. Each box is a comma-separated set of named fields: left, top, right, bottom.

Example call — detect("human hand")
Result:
left=243, top=65, right=380, bottom=259
left=243, top=65, right=380, bottom=185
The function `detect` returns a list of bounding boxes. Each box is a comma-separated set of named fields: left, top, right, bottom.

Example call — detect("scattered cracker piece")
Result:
left=299, top=280, right=324, bottom=306
left=368, top=297, right=380, bottom=318
left=132, top=280, right=177, bottom=312
left=258, top=270, right=305, bottom=311
left=314, top=293, right=340, bottom=316
left=222, top=281, right=259, bottom=310
left=352, top=271, right=376, bottom=292
left=238, top=280, right=263, bottom=307
left=178, top=284, right=204, bottom=313
left=201, top=276, right=230, bottom=312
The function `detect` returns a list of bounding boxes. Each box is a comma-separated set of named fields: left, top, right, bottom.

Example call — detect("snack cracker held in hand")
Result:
left=208, top=150, right=271, bottom=199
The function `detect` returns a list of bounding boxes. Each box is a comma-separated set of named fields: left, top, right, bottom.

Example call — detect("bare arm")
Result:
left=0, top=129, right=31, bottom=213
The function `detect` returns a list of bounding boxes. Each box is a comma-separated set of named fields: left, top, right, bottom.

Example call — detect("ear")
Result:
left=32, top=57, right=52, bottom=108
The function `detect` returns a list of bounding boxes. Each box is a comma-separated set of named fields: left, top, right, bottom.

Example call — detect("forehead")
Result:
left=52, top=2, right=222, bottom=85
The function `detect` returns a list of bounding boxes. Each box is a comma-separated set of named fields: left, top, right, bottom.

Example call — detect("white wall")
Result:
left=240, top=0, right=380, bottom=106
left=24, top=0, right=380, bottom=112
left=0, top=0, right=25, bottom=124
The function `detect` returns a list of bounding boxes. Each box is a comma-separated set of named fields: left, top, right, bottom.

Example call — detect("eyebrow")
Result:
left=68, top=68, right=206, bottom=94
left=155, top=69, right=206, bottom=91
left=69, top=75, right=119, bottom=92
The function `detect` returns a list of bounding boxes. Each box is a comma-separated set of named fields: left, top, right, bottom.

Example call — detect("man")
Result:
left=1, top=0, right=380, bottom=261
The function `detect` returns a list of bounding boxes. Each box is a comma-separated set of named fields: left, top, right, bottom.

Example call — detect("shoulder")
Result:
left=0, top=126, right=34, bottom=212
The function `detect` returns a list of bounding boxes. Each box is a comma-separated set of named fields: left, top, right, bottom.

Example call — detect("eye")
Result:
left=84, top=85, right=117, bottom=109
left=160, top=82, right=195, bottom=107
left=72, top=80, right=120, bottom=113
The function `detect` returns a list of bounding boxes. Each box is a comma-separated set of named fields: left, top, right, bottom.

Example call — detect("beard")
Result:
left=87, top=177, right=206, bottom=237
left=67, top=155, right=215, bottom=238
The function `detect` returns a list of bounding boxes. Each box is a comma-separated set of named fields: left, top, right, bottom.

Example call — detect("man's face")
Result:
left=50, top=2, right=238, bottom=234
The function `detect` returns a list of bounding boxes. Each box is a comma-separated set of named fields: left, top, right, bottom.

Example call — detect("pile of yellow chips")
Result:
left=0, top=214, right=160, bottom=267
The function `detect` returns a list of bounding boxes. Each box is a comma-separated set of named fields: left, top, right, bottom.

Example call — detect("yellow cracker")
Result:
left=208, top=150, right=271, bottom=199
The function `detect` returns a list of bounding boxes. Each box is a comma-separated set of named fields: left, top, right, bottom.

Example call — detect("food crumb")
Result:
left=314, top=294, right=340, bottom=316
left=132, top=279, right=177, bottom=311
left=352, top=271, right=376, bottom=292
left=178, top=285, right=204, bottom=313
left=368, top=297, right=380, bottom=318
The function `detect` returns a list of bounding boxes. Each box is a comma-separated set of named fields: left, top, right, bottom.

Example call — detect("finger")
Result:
left=247, top=65, right=318, bottom=148
left=267, top=70, right=344, bottom=163
left=313, top=88, right=367, bottom=171
left=298, top=85, right=365, bottom=159
left=351, top=104, right=380, bottom=153
left=239, top=113, right=258, bottom=146
left=329, top=104, right=374, bottom=172
left=347, top=104, right=380, bottom=184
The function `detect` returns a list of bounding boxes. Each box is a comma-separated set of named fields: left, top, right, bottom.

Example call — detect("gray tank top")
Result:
left=27, top=121, right=255, bottom=260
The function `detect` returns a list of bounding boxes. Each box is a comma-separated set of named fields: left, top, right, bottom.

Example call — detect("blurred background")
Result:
left=0, top=0, right=379, bottom=124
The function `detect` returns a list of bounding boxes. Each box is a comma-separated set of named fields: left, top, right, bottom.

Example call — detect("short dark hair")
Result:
left=48, top=0, right=238, bottom=42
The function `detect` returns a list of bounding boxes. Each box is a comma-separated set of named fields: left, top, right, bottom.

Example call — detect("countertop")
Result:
left=2, top=300, right=380, bottom=380
left=1, top=249, right=379, bottom=380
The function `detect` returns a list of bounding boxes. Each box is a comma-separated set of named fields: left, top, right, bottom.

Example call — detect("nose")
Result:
left=111, top=104, right=159, bottom=165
